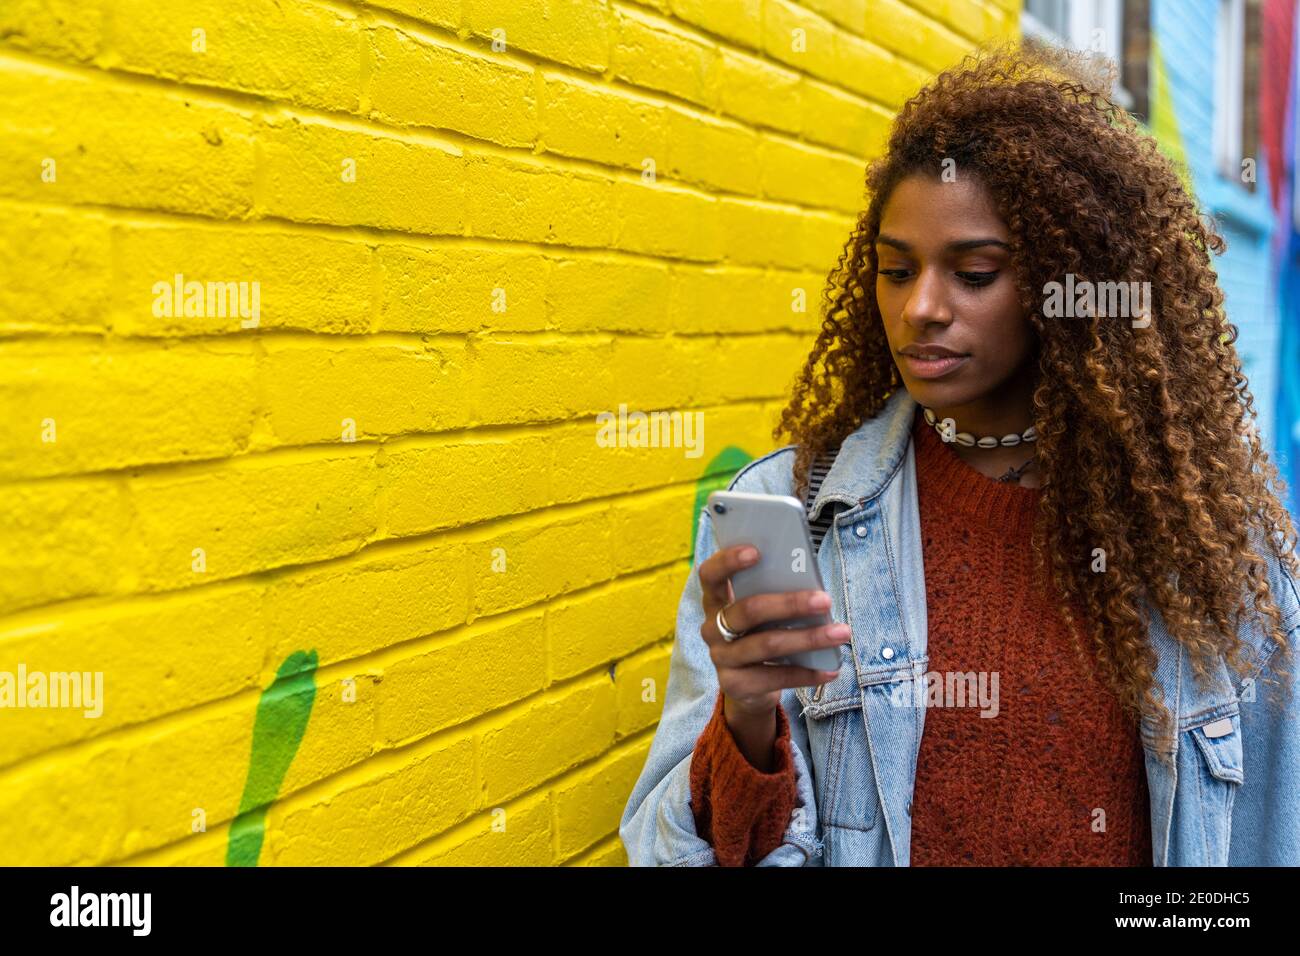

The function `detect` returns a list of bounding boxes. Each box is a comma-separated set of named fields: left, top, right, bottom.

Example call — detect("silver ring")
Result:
left=716, top=606, right=744, bottom=642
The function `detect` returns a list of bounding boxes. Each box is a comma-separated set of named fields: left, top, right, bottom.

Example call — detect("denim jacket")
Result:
left=621, top=388, right=1300, bottom=866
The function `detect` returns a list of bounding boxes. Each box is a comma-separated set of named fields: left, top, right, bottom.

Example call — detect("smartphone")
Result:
left=706, top=490, right=843, bottom=672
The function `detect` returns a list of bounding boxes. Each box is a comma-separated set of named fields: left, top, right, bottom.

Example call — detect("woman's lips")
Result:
left=901, top=353, right=969, bottom=379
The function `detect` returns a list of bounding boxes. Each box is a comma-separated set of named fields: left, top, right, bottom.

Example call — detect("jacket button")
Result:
left=906, top=800, right=912, bottom=816
left=881, top=646, right=894, bottom=660
left=855, top=525, right=867, bottom=538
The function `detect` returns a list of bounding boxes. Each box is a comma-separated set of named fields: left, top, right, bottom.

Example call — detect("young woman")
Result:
left=621, top=41, right=1300, bottom=867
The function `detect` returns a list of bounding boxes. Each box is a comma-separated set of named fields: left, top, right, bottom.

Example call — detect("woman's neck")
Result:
left=920, top=378, right=1040, bottom=488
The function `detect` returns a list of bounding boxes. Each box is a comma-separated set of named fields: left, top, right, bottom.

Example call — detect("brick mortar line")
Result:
left=0, top=197, right=855, bottom=275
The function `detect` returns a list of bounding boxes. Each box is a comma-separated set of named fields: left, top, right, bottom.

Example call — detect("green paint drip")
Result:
left=1149, top=36, right=1195, bottom=199
left=690, top=446, right=754, bottom=562
left=1150, top=37, right=1224, bottom=342
left=226, top=650, right=318, bottom=867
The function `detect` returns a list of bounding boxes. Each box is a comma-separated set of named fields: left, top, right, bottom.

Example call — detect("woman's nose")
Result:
left=902, top=269, right=953, bottom=327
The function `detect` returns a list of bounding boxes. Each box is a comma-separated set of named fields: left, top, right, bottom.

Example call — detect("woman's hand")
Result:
left=697, top=544, right=850, bottom=766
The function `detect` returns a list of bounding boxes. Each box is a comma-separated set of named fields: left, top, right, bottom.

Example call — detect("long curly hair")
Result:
left=773, top=39, right=1300, bottom=747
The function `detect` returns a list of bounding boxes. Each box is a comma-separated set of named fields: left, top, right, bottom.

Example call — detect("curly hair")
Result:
left=773, top=39, right=1300, bottom=749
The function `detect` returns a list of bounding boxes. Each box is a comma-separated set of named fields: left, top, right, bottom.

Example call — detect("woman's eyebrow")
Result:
left=876, top=233, right=1010, bottom=253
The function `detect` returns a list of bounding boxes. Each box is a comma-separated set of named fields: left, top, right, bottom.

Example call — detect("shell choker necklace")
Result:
left=921, top=406, right=1038, bottom=484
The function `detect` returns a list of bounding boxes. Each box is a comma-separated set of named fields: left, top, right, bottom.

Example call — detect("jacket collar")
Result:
left=808, top=389, right=919, bottom=523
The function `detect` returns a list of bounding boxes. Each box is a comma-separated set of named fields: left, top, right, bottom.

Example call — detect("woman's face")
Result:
left=874, top=171, right=1037, bottom=416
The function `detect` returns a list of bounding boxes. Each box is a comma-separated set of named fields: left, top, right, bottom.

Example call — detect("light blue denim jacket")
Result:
left=621, top=388, right=1300, bottom=866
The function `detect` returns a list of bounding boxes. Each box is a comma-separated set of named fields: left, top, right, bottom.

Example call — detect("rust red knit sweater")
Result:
left=688, top=406, right=1152, bottom=866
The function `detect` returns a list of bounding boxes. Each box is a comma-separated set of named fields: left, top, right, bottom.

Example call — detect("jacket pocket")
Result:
left=1189, top=713, right=1244, bottom=784
left=1186, top=712, right=1244, bottom=863
left=793, top=688, right=880, bottom=833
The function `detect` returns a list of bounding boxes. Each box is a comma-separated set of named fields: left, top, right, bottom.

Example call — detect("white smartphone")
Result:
left=706, top=490, right=843, bottom=672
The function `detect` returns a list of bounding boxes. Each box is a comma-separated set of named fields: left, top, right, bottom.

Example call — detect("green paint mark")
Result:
left=226, top=650, right=318, bottom=867
left=1152, top=36, right=1224, bottom=343
left=1149, top=36, right=1195, bottom=199
left=690, top=445, right=754, bottom=562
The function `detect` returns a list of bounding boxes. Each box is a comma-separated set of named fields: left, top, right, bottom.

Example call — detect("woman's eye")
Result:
left=879, top=269, right=998, bottom=286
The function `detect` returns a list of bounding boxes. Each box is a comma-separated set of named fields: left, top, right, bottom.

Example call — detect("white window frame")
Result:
left=1213, top=0, right=1247, bottom=180
left=1022, top=0, right=1134, bottom=109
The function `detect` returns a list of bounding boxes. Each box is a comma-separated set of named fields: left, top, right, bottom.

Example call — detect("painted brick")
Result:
left=665, top=106, right=762, bottom=193
left=478, top=677, right=617, bottom=804
left=464, top=0, right=612, bottom=73
left=553, top=744, right=648, bottom=859
left=803, top=0, right=869, bottom=35
left=0, top=585, right=263, bottom=768
left=0, top=341, right=260, bottom=480
left=544, top=255, right=672, bottom=333
left=866, top=0, right=972, bottom=75
left=112, top=225, right=374, bottom=336
left=471, top=508, right=616, bottom=617
left=611, top=178, right=724, bottom=260
left=0, top=204, right=112, bottom=334
left=128, top=452, right=381, bottom=592
left=258, top=115, right=466, bottom=235
left=546, top=402, right=779, bottom=502
left=263, top=735, right=478, bottom=865
left=547, top=568, right=680, bottom=680
left=368, top=25, right=537, bottom=147
left=570, top=834, right=628, bottom=865
left=0, top=479, right=133, bottom=617
left=261, top=537, right=472, bottom=666
left=716, top=46, right=803, bottom=136
left=667, top=0, right=763, bottom=49
left=107, top=0, right=365, bottom=112
left=375, top=612, right=548, bottom=746
left=758, top=133, right=869, bottom=210
left=398, top=792, right=553, bottom=866
left=0, top=0, right=103, bottom=62
left=0, top=701, right=260, bottom=865
left=383, top=434, right=552, bottom=536
left=541, top=73, right=669, bottom=170
left=375, top=242, right=550, bottom=333
left=614, top=643, right=673, bottom=739
left=462, top=152, right=618, bottom=247
left=0, top=57, right=256, bottom=218
left=667, top=265, right=833, bottom=334
left=262, top=339, right=470, bottom=444
left=611, top=6, right=719, bottom=108
left=799, top=78, right=885, bottom=156
left=762, top=0, right=839, bottom=79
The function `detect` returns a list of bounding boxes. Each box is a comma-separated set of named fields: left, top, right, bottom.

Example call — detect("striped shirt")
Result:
left=804, top=446, right=842, bottom=554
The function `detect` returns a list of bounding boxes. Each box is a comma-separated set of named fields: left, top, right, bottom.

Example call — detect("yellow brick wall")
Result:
left=0, top=0, right=1016, bottom=865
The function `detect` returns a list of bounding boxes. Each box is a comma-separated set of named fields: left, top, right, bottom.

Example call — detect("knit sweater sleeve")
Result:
left=688, top=690, right=800, bottom=866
